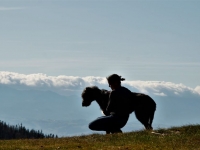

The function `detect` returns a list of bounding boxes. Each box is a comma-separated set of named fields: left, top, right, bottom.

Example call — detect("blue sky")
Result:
left=0, top=0, right=200, bottom=87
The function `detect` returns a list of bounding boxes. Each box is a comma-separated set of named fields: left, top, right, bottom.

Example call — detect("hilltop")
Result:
left=0, top=124, right=200, bottom=150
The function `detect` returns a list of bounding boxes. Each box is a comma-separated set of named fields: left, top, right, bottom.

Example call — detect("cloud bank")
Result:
left=0, top=71, right=200, bottom=98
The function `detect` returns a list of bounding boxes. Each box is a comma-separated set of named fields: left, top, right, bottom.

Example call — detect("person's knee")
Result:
left=88, top=116, right=112, bottom=131
left=88, top=122, right=95, bottom=130
left=89, top=120, right=106, bottom=131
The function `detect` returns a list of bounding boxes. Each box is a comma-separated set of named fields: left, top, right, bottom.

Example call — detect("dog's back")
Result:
left=130, top=92, right=156, bottom=111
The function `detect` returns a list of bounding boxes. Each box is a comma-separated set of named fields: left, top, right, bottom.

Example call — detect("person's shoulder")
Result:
left=109, top=89, right=118, bottom=97
left=110, top=89, right=117, bottom=94
left=121, top=86, right=131, bottom=92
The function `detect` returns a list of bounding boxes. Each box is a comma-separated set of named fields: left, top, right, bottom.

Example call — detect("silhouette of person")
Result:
left=89, top=74, right=132, bottom=134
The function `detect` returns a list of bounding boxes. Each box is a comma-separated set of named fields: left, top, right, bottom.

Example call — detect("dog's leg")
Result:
left=135, top=110, right=153, bottom=130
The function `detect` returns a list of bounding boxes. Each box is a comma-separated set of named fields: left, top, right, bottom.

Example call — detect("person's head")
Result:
left=106, top=74, right=125, bottom=90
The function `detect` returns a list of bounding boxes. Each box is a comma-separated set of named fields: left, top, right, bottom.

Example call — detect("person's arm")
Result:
left=102, top=110, right=110, bottom=116
left=106, top=91, right=117, bottom=113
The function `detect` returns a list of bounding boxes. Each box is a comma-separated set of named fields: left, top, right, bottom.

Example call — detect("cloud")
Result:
left=0, top=71, right=200, bottom=98
left=0, top=71, right=107, bottom=96
left=195, top=86, right=200, bottom=95
left=123, top=81, right=199, bottom=98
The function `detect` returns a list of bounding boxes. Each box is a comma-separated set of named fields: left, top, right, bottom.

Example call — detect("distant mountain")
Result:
left=0, top=84, right=200, bottom=137
left=0, top=84, right=101, bottom=136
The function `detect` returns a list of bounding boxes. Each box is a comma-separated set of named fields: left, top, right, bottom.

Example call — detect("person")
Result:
left=89, top=74, right=132, bottom=134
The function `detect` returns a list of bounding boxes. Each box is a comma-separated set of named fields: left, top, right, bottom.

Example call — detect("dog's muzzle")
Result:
left=82, top=101, right=91, bottom=107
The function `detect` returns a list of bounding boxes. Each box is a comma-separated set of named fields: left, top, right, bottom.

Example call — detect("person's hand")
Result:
left=103, top=110, right=110, bottom=116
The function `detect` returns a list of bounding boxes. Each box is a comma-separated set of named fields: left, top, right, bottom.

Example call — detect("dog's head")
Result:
left=81, top=86, right=98, bottom=107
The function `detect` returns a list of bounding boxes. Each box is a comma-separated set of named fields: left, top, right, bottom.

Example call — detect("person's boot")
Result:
left=106, top=131, right=111, bottom=134
left=111, top=129, right=122, bottom=134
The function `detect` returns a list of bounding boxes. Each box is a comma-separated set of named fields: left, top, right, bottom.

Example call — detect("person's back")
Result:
left=107, top=86, right=132, bottom=116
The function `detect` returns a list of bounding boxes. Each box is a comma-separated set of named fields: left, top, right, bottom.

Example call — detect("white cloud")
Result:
left=0, top=71, right=199, bottom=98
left=0, top=71, right=107, bottom=96
left=195, top=86, right=200, bottom=95
left=123, top=81, right=199, bottom=98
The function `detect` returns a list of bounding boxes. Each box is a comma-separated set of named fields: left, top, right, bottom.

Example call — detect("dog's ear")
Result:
left=86, top=87, right=91, bottom=91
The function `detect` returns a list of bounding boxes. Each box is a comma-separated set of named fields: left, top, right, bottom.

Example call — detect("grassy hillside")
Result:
left=0, top=125, right=200, bottom=150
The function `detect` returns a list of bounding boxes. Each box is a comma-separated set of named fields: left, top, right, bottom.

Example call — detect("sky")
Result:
left=0, top=0, right=200, bottom=88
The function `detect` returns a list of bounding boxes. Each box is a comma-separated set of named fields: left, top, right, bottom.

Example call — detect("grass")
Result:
left=0, top=125, right=200, bottom=150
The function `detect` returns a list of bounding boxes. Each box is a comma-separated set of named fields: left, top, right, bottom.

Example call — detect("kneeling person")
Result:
left=89, top=74, right=132, bottom=134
